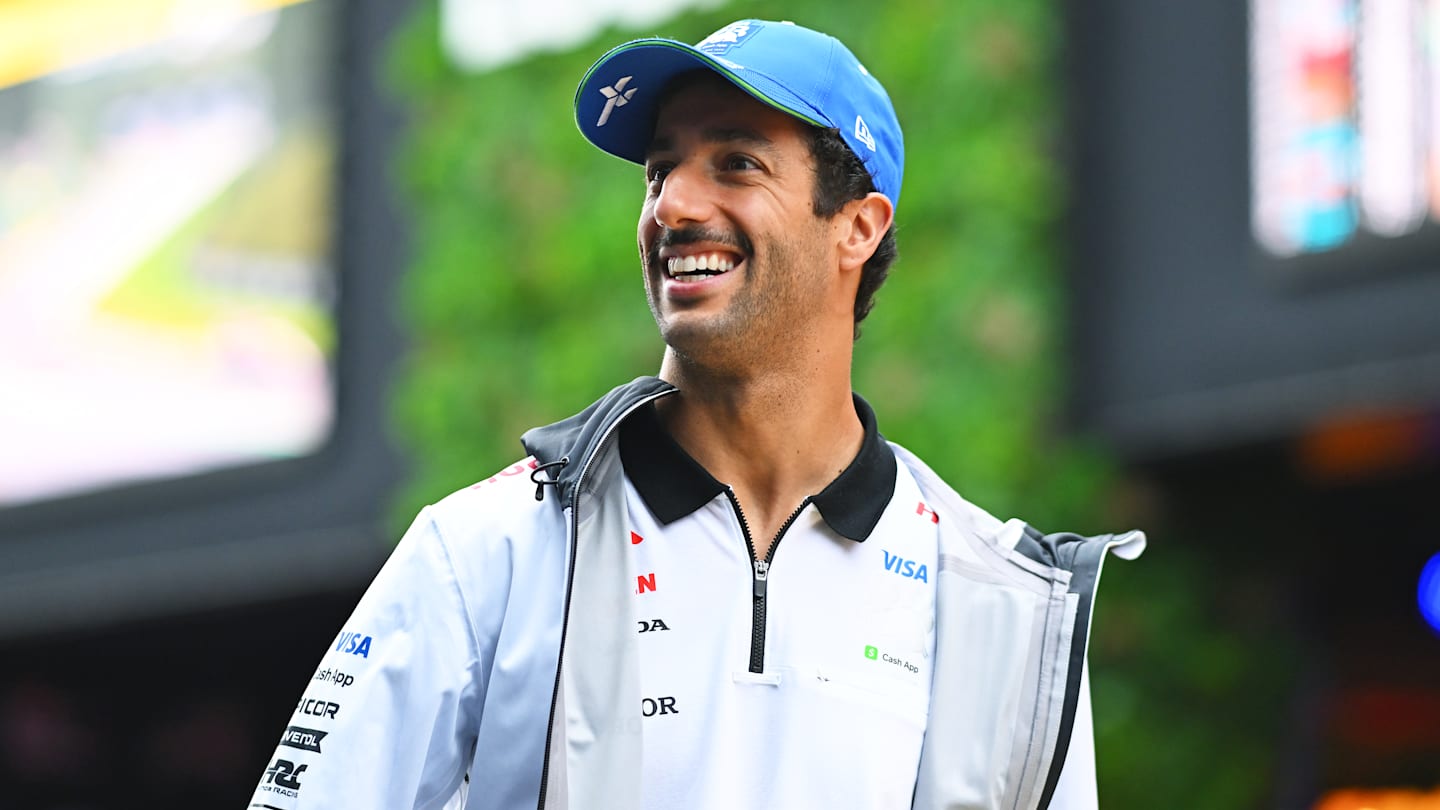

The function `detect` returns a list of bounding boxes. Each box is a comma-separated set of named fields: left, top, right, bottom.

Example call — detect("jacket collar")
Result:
left=618, top=392, right=897, bottom=542
left=520, top=376, right=678, bottom=506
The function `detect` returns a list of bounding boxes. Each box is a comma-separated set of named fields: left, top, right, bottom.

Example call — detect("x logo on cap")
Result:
left=597, top=76, right=638, bottom=127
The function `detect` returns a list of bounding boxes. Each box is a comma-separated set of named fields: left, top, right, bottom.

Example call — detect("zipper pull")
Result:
left=753, top=559, right=769, bottom=598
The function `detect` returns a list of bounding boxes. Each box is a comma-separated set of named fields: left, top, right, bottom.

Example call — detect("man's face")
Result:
left=638, top=73, right=838, bottom=368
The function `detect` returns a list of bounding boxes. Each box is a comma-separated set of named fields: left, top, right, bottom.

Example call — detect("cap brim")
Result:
left=574, top=38, right=831, bottom=166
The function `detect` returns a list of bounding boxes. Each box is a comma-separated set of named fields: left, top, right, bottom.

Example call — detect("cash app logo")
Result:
left=864, top=645, right=878, bottom=660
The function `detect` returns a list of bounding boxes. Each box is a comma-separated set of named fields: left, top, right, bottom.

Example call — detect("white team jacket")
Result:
left=248, top=376, right=1145, bottom=810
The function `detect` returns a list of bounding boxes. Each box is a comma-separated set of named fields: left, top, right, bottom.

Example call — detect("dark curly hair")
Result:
left=805, top=127, right=898, bottom=340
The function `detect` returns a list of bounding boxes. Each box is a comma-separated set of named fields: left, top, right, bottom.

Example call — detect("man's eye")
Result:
left=725, top=155, right=759, bottom=171
left=646, top=164, right=672, bottom=184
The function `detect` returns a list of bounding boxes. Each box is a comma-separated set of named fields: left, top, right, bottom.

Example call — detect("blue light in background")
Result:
left=1420, top=552, right=1440, bottom=634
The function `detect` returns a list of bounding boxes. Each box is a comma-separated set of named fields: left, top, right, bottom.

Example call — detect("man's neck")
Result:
left=654, top=352, right=864, bottom=558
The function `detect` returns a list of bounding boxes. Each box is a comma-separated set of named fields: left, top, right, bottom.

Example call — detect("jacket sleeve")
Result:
left=1043, top=661, right=1098, bottom=810
left=248, top=508, right=484, bottom=810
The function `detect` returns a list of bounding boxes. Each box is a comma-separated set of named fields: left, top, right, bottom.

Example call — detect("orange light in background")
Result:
left=1314, top=786, right=1440, bottom=810
left=1297, top=410, right=1436, bottom=481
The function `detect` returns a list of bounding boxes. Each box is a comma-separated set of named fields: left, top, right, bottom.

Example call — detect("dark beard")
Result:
left=644, top=221, right=817, bottom=378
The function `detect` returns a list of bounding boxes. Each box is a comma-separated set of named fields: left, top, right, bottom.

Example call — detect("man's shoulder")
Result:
left=892, top=440, right=1147, bottom=578
left=421, top=456, right=565, bottom=550
left=887, top=441, right=1007, bottom=541
left=412, top=377, right=675, bottom=556
left=442, top=456, right=545, bottom=503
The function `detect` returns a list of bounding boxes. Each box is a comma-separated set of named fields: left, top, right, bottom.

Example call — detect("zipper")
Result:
left=535, top=390, right=670, bottom=810
left=725, top=490, right=811, bottom=673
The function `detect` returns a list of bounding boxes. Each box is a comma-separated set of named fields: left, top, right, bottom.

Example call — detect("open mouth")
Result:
left=665, top=252, right=740, bottom=280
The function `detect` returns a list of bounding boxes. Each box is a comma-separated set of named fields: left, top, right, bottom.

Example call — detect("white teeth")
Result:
left=665, top=253, right=738, bottom=277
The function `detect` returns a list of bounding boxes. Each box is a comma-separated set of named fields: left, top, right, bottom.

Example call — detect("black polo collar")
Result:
left=618, top=394, right=898, bottom=542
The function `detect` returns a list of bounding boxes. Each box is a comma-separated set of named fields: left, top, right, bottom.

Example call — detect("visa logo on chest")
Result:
left=334, top=631, right=373, bottom=658
left=882, top=550, right=929, bottom=582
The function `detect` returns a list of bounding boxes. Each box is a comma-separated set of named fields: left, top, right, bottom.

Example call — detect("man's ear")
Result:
left=836, top=191, right=894, bottom=274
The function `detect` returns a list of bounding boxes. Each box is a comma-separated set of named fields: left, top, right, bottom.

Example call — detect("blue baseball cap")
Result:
left=574, top=19, right=904, bottom=208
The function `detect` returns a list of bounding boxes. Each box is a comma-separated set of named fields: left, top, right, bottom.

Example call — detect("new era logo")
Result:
left=854, top=115, right=876, bottom=152
left=698, top=20, right=757, bottom=54
left=597, top=76, right=637, bottom=127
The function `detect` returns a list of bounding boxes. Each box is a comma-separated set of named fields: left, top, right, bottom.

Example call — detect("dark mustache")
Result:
left=647, top=227, right=753, bottom=268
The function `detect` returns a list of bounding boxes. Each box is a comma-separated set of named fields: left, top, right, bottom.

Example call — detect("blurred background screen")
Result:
left=0, top=0, right=403, bottom=644
left=0, top=0, right=337, bottom=508
left=1070, top=0, right=1440, bottom=805
left=1251, top=0, right=1440, bottom=275
left=1069, top=0, right=1440, bottom=459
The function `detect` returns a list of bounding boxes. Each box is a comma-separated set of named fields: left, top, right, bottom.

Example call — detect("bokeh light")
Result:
left=1419, top=551, right=1440, bottom=634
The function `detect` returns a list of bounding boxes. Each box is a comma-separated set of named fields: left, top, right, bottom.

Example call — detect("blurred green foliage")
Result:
left=385, top=1, right=1294, bottom=807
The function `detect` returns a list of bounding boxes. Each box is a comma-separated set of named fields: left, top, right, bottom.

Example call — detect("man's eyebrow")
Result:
left=644, top=126, right=775, bottom=160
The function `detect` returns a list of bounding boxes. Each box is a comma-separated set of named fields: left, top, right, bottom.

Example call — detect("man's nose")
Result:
left=652, top=164, right=713, bottom=230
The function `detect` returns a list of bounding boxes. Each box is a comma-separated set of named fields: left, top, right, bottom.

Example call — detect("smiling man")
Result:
left=249, top=19, right=1143, bottom=810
